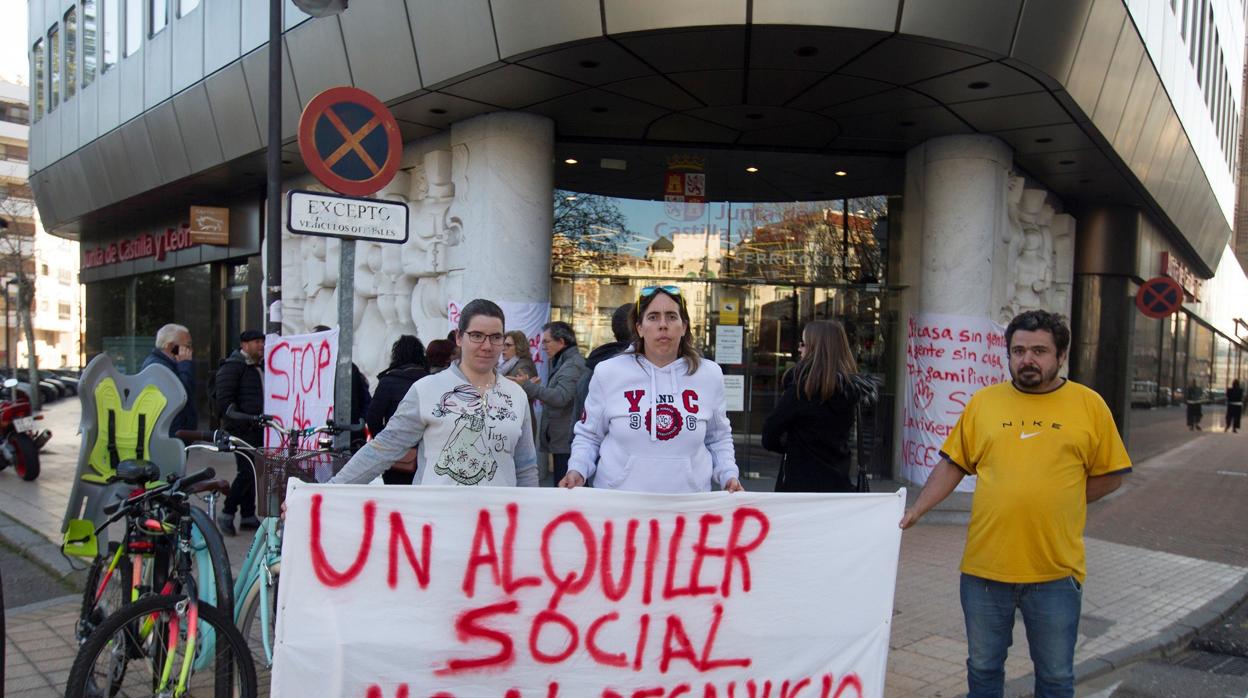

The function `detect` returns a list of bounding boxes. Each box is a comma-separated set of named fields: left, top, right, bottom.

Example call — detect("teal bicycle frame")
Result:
left=234, top=514, right=283, bottom=665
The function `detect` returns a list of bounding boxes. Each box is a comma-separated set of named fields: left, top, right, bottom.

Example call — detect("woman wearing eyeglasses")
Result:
left=330, top=298, right=539, bottom=487
left=501, top=330, right=538, bottom=381
left=562, top=286, right=743, bottom=493
left=761, top=320, right=876, bottom=492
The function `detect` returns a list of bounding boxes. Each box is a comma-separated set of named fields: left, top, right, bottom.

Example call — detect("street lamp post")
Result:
left=265, top=0, right=282, bottom=336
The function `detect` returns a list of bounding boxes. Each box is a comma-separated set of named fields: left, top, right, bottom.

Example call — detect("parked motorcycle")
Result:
left=0, top=377, right=51, bottom=481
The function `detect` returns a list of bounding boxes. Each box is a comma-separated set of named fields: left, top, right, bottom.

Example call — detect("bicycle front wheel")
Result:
left=66, top=594, right=257, bottom=698
left=236, top=561, right=280, bottom=691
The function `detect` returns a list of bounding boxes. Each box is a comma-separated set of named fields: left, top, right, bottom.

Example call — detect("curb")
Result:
left=0, top=509, right=84, bottom=582
left=1001, top=573, right=1248, bottom=697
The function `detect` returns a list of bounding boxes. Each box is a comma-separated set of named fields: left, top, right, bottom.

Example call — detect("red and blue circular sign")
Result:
left=298, top=86, right=402, bottom=196
left=1135, top=276, right=1185, bottom=319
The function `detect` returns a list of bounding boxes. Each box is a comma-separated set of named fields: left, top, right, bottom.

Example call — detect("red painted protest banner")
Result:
left=272, top=487, right=905, bottom=697
left=263, top=328, right=339, bottom=448
left=900, top=313, right=1008, bottom=490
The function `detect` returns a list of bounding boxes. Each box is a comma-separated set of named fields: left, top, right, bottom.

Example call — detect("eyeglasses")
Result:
left=463, top=331, right=505, bottom=346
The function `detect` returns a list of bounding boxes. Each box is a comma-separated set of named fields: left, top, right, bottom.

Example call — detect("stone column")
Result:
left=915, top=135, right=1012, bottom=316
left=447, top=112, right=554, bottom=310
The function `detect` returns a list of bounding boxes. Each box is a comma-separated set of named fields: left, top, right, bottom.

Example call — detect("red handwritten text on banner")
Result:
left=900, top=313, right=1008, bottom=490
left=272, top=486, right=905, bottom=697
left=263, top=328, right=339, bottom=448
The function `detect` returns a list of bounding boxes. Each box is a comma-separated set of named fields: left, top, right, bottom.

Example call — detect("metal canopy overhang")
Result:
left=36, top=16, right=1231, bottom=276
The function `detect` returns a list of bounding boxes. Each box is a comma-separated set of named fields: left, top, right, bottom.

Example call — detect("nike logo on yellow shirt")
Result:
left=1020, top=431, right=1041, bottom=439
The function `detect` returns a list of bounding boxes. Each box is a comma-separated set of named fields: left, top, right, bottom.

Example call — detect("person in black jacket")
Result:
left=762, top=320, right=876, bottom=493
left=213, top=329, right=265, bottom=535
left=366, top=335, right=428, bottom=484
left=140, top=323, right=197, bottom=437
left=573, top=303, right=633, bottom=426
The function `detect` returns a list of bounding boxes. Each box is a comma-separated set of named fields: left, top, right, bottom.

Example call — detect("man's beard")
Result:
left=1012, top=364, right=1059, bottom=390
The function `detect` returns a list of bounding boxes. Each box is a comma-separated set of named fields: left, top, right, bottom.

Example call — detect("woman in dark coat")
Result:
left=1226, top=379, right=1243, bottom=433
left=762, top=320, right=876, bottom=493
left=366, top=335, right=428, bottom=484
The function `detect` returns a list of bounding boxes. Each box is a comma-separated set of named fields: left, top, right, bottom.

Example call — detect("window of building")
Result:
left=149, top=0, right=168, bottom=37
left=125, top=0, right=141, bottom=56
left=64, top=7, right=77, bottom=100
left=32, top=39, right=44, bottom=120
left=82, top=0, right=97, bottom=87
left=59, top=303, right=73, bottom=320
left=40, top=263, right=50, bottom=276
left=178, top=0, right=199, bottom=17
left=0, top=144, right=29, bottom=162
left=48, top=24, right=60, bottom=112
left=58, top=268, right=74, bottom=284
left=0, top=103, right=30, bottom=125
left=102, top=0, right=118, bottom=69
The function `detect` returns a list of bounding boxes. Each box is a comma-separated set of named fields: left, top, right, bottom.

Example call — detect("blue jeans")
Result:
left=960, top=573, right=1082, bottom=698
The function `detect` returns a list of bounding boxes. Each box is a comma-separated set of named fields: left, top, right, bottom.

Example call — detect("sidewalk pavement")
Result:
left=3, top=399, right=1246, bottom=697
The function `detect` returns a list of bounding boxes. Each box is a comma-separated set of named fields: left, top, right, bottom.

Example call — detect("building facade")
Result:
left=26, top=0, right=1248, bottom=479
left=1, top=78, right=82, bottom=371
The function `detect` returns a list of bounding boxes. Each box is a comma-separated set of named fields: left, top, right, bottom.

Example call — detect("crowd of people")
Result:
left=136, top=292, right=1203, bottom=697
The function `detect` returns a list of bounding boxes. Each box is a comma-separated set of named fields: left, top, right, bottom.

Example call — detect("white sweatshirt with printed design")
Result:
left=569, top=352, right=739, bottom=492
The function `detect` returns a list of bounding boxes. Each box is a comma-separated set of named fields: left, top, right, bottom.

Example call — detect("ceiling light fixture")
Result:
left=429, top=107, right=448, bottom=115
left=578, top=60, right=600, bottom=69
left=968, top=81, right=991, bottom=89
left=564, top=158, right=579, bottom=165
left=565, top=195, right=578, bottom=201
left=1035, top=137, right=1053, bottom=144
left=1058, top=159, right=1076, bottom=165
left=835, top=170, right=847, bottom=176
left=745, top=166, right=759, bottom=173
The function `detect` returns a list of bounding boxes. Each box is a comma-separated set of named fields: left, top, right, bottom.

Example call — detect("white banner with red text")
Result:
left=900, top=313, right=1008, bottom=491
left=263, top=328, right=339, bottom=449
left=272, top=485, right=906, bottom=698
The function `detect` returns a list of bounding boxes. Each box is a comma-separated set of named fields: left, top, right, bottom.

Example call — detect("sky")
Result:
left=1, top=0, right=29, bottom=84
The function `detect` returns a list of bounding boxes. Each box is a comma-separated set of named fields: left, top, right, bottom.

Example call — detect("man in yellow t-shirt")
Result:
left=900, top=310, right=1131, bottom=698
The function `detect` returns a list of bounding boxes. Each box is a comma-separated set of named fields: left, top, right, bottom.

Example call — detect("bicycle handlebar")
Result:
left=224, top=404, right=365, bottom=434
left=97, top=467, right=217, bottom=532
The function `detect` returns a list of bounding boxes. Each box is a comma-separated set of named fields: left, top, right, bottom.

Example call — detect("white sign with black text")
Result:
left=286, top=189, right=410, bottom=244
left=715, top=325, right=744, bottom=365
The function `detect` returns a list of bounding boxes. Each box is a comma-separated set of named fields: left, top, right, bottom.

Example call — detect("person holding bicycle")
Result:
left=214, top=329, right=266, bottom=535
left=330, top=299, right=539, bottom=487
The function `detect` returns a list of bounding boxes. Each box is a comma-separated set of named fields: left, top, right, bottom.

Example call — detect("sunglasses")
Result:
left=637, top=285, right=685, bottom=312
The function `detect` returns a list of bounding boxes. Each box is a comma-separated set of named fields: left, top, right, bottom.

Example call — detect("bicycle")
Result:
left=64, top=465, right=257, bottom=698
left=68, top=455, right=234, bottom=650
left=218, top=406, right=356, bottom=673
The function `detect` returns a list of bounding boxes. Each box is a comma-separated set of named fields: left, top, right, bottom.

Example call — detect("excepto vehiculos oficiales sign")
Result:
left=286, top=189, right=410, bottom=245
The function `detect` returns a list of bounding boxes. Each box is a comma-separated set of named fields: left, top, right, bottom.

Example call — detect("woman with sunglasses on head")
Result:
left=330, top=298, right=539, bottom=487
left=561, top=286, right=743, bottom=493
left=761, top=320, right=877, bottom=492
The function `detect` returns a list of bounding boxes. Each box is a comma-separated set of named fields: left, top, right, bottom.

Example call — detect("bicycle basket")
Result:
left=254, top=448, right=350, bottom=517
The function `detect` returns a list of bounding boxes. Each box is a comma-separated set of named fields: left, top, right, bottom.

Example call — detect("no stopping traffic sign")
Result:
left=298, top=86, right=402, bottom=196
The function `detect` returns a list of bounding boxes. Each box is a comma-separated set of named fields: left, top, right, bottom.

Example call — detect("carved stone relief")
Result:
left=998, top=174, right=1075, bottom=325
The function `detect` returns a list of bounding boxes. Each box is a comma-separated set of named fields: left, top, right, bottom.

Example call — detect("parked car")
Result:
left=1208, top=388, right=1227, bottom=404
left=1131, top=380, right=1159, bottom=408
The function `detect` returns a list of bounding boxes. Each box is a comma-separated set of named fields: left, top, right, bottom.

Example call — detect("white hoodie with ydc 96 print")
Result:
left=568, top=352, right=739, bottom=493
